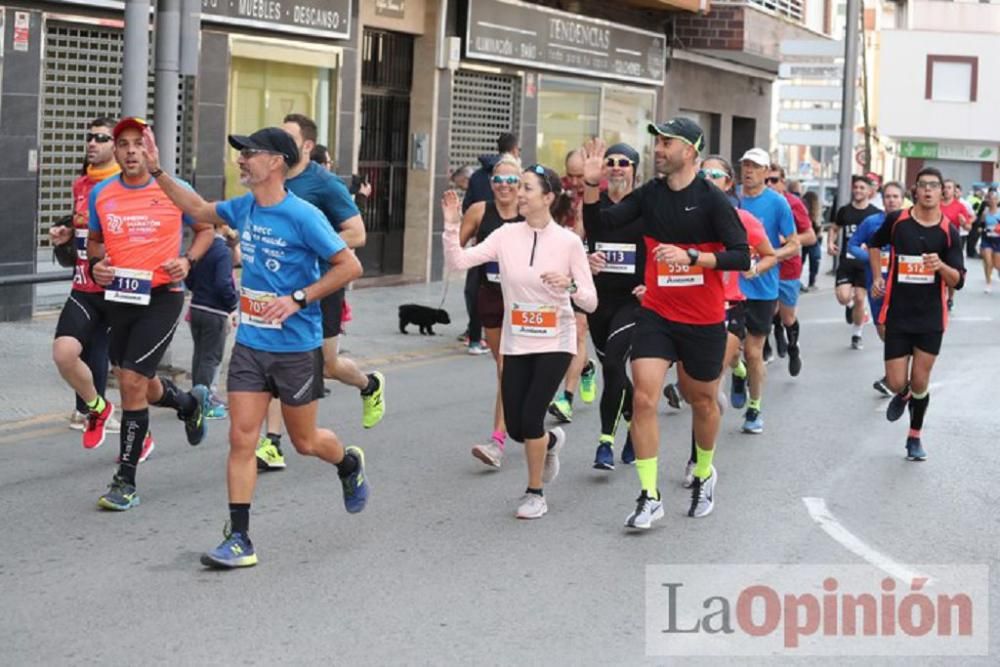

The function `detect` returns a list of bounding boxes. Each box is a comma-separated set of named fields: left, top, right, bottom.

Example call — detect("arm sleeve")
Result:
left=848, top=215, right=879, bottom=261
left=867, top=211, right=895, bottom=249
left=443, top=221, right=499, bottom=270
left=568, top=236, right=598, bottom=313
left=712, top=197, right=751, bottom=271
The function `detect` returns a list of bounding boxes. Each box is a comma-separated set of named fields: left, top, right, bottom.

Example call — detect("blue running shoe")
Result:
left=730, top=374, right=747, bottom=409
left=593, top=439, right=615, bottom=471
left=905, top=437, right=927, bottom=462
left=742, top=408, right=764, bottom=434
left=341, top=446, right=369, bottom=514
left=183, top=385, right=209, bottom=445
left=97, top=475, right=140, bottom=511
left=204, top=402, right=228, bottom=420
left=887, top=389, right=910, bottom=423
left=621, top=427, right=635, bottom=465
left=201, top=528, right=257, bottom=569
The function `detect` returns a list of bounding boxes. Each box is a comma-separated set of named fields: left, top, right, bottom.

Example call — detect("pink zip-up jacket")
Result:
left=443, top=219, right=597, bottom=356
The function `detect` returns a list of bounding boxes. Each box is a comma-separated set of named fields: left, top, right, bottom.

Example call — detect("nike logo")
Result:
left=685, top=206, right=697, bottom=211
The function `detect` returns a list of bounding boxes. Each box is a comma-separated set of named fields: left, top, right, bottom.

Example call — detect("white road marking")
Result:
left=802, top=497, right=930, bottom=583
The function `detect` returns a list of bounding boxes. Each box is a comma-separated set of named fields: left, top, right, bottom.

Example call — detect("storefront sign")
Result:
left=466, top=0, right=665, bottom=86
left=13, top=11, right=30, bottom=52
left=899, top=140, right=997, bottom=162
left=375, top=0, right=405, bottom=19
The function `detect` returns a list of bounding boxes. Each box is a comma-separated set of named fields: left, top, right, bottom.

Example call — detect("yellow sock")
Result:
left=85, top=395, right=106, bottom=414
left=693, top=445, right=714, bottom=480
left=635, top=457, right=659, bottom=499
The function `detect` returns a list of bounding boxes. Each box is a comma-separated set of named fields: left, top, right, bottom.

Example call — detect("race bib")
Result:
left=879, top=250, right=890, bottom=275
left=897, top=254, right=935, bottom=284
left=595, top=242, right=636, bottom=274
left=74, top=228, right=89, bottom=261
left=511, top=302, right=557, bottom=337
left=240, top=287, right=281, bottom=329
left=657, top=261, right=704, bottom=286
left=484, top=261, right=500, bottom=284
left=105, top=268, right=153, bottom=305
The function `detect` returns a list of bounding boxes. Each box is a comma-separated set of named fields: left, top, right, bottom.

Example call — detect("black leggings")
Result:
left=464, top=267, right=482, bottom=344
left=501, top=352, right=573, bottom=442
left=588, top=299, right=638, bottom=436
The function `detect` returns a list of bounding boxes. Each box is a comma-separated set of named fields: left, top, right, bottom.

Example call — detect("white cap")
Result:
left=739, top=148, right=771, bottom=168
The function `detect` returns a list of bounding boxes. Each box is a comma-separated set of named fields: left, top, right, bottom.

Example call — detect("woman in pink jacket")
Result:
left=442, top=164, right=598, bottom=519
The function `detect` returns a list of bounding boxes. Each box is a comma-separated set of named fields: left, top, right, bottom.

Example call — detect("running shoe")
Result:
left=547, top=396, right=573, bottom=423
left=730, top=373, right=748, bottom=410
left=83, top=400, right=115, bottom=450
left=256, top=436, right=287, bottom=471
left=621, top=428, right=635, bottom=465
left=183, top=385, right=209, bottom=446
left=361, top=372, right=385, bottom=429
left=471, top=440, right=503, bottom=468
left=788, top=345, right=802, bottom=377
left=201, top=526, right=257, bottom=569
left=116, top=431, right=155, bottom=464
left=97, top=475, right=139, bottom=511
left=580, top=360, right=597, bottom=404
left=984, top=285, right=992, bottom=295
left=516, top=493, right=547, bottom=519
left=682, top=460, right=696, bottom=489
left=763, top=338, right=774, bottom=364
left=905, top=437, right=927, bottom=462
left=593, top=438, right=614, bottom=471
left=340, top=446, right=369, bottom=514
left=457, top=330, right=470, bottom=343
left=873, top=377, right=892, bottom=397
left=542, top=427, right=565, bottom=483
left=69, top=410, right=87, bottom=431
left=774, top=325, right=788, bottom=358
left=106, top=415, right=121, bottom=434
left=467, top=341, right=490, bottom=356
left=850, top=335, right=863, bottom=350
left=844, top=305, right=853, bottom=324
left=663, top=383, right=682, bottom=410
left=688, top=466, right=717, bottom=518
left=886, top=390, right=910, bottom=422
left=624, top=490, right=663, bottom=530
left=204, top=402, right=228, bottom=420
left=742, top=408, right=764, bottom=434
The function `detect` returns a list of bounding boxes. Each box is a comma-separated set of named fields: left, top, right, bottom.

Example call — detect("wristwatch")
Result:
left=184, top=252, right=198, bottom=268
left=291, top=289, right=308, bottom=309
left=686, top=248, right=700, bottom=266
left=567, top=279, right=578, bottom=294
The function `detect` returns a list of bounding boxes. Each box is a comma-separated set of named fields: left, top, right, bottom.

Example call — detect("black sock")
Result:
left=689, top=427, right=696, bottom=464
left=360, top=373, right=378, bottom=396
left=564, top=391, right=574, bottom=406
left=772, top=313, right=782, bottom=329
left=547, top=432, right=557, bottom=450
left=908, top=394, right=930, bottom=431
left=786, top=320, right=800, bottom=349
left=336, top=451, right=359, bottom=478
left=117, top=409, right=150, bottom=482
left=229, top=503, right=251, bottom=536
left=266, top=432, right=283, bottom=453
left=154, top=377, right=197, bottom=416
left=525, top=487, right=543, bottom=496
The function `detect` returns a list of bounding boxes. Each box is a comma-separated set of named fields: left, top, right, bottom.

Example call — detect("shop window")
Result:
left=925, top=55, right=977, bottom=103
left=537, top=77, right=600, bottom=173
left=603, top=87, right=656, bottom=182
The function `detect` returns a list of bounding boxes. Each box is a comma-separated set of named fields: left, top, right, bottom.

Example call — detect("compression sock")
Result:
left=733, top=359, right=748, bottom=379
left=693, top=445, right=715, bottom=480
left=786, top=320, right=800, bottom=348
left=117, top=408, right=149, bottom=484
left=908, top=390, right=930, bottom=431
left=154, top=377, right=197, bottom=416
left=635, top=458, right=659, bottom=500
left=85, top=395, right=107, bottom=414
left=229, top=503, right=251, bottom=536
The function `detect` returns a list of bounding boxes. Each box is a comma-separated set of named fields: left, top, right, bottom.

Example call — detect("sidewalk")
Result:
left=0, top=274, right=474, bottom=425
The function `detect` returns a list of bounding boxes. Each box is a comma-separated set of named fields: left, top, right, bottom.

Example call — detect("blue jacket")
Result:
left=185, top=236, right=239, bottom=315
left=462, top=154, right=500, bottom=212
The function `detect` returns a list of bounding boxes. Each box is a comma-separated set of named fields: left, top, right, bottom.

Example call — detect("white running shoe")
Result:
left=542, top=427, right=565, bottom=483
left=68, top=410, right=87, bottom=431
left=688, top=466, right=717, bottom=518
left=516, top=493, right=548, bottom=519
left=625, top=490, right=664, bottom=530
left=471, top=441, right=503, bottom=468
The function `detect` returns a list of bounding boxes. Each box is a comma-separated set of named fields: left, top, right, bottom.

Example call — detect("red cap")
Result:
left=112, top=116, right=148, bottom=139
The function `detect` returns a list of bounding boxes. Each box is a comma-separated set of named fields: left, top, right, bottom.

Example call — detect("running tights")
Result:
left=588, top=301, right=638, bottom=436
left=501, top=352, right=573, bottom=442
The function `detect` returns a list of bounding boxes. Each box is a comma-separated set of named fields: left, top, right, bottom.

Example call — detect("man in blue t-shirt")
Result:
left=141, top=126, right=368, bottom=570
left=735, top=148, right=799, bottom=435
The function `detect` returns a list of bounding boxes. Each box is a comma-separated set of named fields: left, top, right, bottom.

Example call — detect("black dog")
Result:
left=398, top=304, right=451, bottom=335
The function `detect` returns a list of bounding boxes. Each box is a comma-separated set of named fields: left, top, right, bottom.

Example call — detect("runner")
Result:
left=736, top=149, right=799, bottom=434
left=442, top=164, right=597, bottom=519
left=869, top=167, right=965, bottom=461
left=975, top=188, right=1000, bottom=293
left=458, top=153, right=524, bottom=468
left=940, top=179, right=972, bottom=311
left=581, top=141, right=643, bottom=470
left=767, top=163, right=816, bottom=377
left=49, top=116, right=128, bottom=445
left=86, top=117, right=216, bottom=510
left=848, top=181, right=906, bottom=396
left=583, top=119, right=750, bottom=527
left=142, top=125, right=368, bottom=567
left=829, top=176, right=880, bottom=349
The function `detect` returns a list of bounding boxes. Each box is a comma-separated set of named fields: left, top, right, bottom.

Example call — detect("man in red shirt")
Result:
left=940, top=179, right=971, bottom=310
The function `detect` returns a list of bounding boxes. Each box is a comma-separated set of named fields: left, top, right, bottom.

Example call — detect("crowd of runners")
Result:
left=49, top=111, right=981, bottom=567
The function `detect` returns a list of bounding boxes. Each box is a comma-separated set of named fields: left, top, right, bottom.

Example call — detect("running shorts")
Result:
left=320, top=287, right=345, bottom=338
left=630, top=308, right=727, bottom=382
left=725, top=301, right=747, bottom=341
left=744, top=299, right=777, bottom=337
left=477, top=285, right=505, bottom=329
left=778, top=279, right=800, bottom=307
left=107, top=289, right=184, bottom=378
left=227, top=342, right=324, bottom=406
left=54, top=290, right=110, bottom=343
left=883, top=328, right=943, bottom=360
left=835, top=257, right=867, bottom=288
left=980, top=237, right=1000, bottom=253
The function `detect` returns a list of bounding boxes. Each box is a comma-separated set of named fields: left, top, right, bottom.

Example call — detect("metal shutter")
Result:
left=449, top=70, right=521, bottom=172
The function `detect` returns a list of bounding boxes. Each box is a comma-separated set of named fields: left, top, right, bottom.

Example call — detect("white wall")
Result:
left=910, top=0, right=1000, bottom=34
left=878, top=29, right=1000, bottom=144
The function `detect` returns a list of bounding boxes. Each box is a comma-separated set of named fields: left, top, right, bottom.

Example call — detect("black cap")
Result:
left=648, top=117, right=705, bottom=152
left=228, top=127, right=299, bottom=167
left=604, top=142, right=640, bottom=166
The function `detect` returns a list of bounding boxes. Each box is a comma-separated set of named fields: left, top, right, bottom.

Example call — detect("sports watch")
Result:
left=292, top=289, right=308, bottom=309
left=686, top=248, right=700, bottom=266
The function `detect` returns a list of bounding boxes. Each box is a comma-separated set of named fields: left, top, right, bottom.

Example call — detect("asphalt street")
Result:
left=1, top=265, right=998, bottom=665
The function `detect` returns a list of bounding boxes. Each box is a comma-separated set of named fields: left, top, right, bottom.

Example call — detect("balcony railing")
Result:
left=715, top=0, right=804, bottom=22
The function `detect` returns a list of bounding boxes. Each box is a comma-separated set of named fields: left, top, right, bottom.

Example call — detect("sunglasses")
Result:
left=605, top=158, right=634, bottom=168
left=700, top=168, right=729, bottom=180
left=239, top=148, right=279, bottom=159
left=86, top=132, right=113, bottom=143
left=491, top=174, right=520, bottom=185
left=765, top=176, right=781, bottom=184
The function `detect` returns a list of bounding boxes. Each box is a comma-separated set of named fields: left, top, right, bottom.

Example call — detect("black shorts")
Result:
left=477, top=285, right=504, bottom=329
left=320, top=287, right=345, bottom=338
left=107, top=289, right=183, bottom=378
left=836, top=257, right=867, bottom=288
left=630, top=308, right=727, bottom=382
left=54, top=290, right=111, bottom=343
left=725, top=301, right=747, bottom=340
left=227, top=342, right=324, bottom=406
left=744, top=299, right=776, bottom=337
left=884, top=328, right=943, bottom=360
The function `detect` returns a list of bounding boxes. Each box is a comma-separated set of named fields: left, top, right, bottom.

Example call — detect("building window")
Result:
left=925, top=55, right=978, bottom=102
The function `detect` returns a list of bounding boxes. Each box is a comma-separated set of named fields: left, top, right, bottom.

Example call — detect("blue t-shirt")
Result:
left=285, top=161, right=359, bottom=231
left=739, top=189, right=794, bottom=300
left=216, top=191, right=347, bottom=353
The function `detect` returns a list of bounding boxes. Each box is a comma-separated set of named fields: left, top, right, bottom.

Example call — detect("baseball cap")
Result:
left=227, top=127, right=300, bottom=167
left=648, top=117, right=704, bottom=152
left=605, top=142, right=640, bottom=166
left=739, top=148, right=771, bottom=168
left=112, top=116, right=149, bottom=139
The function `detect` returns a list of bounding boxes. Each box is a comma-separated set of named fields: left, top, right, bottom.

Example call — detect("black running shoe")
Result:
left=774, top=325, right=788, bottom=358
left=887, top=388, right=910, bottom=422
left=788, top=345, right=802, bottom=377
left=762, top=338, right=774, bottom=364
left=663, top=383, right=682, bottom=410
left=851, top=335, right=863, bottom=350
left=873, top=377, right=891, bottom=397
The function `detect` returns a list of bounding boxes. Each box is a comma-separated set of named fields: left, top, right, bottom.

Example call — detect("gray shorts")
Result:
left=227, top=343, right=324, bottom=406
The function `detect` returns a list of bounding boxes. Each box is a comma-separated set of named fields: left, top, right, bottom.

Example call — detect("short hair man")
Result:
left=829, top=175, right=880, bottom=349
